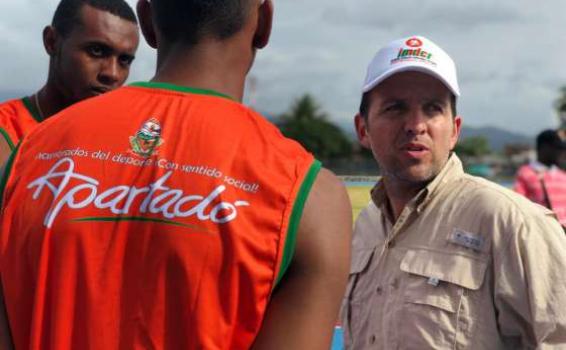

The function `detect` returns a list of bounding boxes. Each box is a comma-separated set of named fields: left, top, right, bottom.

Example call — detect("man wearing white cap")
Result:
left=341, top=35, right=566, bottom=349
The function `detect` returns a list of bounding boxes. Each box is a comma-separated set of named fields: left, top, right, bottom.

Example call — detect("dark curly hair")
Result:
left=52, top=0, right=137, bottom=37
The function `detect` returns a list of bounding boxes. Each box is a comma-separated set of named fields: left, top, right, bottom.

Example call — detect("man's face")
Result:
left=52, top=4, right=139, bottom=103
left=356, top=71, right=461, bottom=185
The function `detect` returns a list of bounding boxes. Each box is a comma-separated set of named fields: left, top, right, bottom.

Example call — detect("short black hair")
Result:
left=152, top=0, right=253, bottom=46
left=52, top=0, right=137, bottom=38
left=536, top=129, right=566, bottom=151
left=359, top=92, right=458, bottom=120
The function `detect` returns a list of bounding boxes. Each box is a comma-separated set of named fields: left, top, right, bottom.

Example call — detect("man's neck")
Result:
left=382, top=177, right=428, bottom=222
left=33, top=84, right=69, bottom=120
left=152, top=38, right=253, bottom=102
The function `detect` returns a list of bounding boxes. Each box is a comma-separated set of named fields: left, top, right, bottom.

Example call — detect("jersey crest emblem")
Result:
left=129, top=118, right=164, bottom=157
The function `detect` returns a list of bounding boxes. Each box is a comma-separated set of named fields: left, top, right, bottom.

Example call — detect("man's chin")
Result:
left=393, top=167, right=436, bottom=185
left=78, top=88, right=113, bottom=101
left=71, top=93, right=96, bottom=104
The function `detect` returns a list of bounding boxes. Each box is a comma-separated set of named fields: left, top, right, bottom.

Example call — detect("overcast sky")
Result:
left=1, top=0, right=565, bottom=136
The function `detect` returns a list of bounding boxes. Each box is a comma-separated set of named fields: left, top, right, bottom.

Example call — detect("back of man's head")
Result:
left=52, top=0, right=137, bottom=38
left=536, top=129, right=566, bottom=165
left=537, top=129, right=565, bottom=151
left=152, top=0, right=254, bottom=46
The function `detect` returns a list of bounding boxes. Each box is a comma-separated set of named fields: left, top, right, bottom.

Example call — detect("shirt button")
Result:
left=391, top=278, right=399, bottom=290
left=369, top=335, right=376, bottom=345
left=376, top=286, right=383, bottom=295
left=387, top=241, right=395, bottom=248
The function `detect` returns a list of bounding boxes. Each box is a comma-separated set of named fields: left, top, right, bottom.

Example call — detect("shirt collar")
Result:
left=530, top=160, right=558, bottom=172
left=371, top=153, right=465, bottom=214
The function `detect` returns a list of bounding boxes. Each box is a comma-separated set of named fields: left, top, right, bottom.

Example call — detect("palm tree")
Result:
left=278, top=94, right=352, bottom=159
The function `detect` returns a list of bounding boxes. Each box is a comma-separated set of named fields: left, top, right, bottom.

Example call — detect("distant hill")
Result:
left=459, top=126, right=533, bottom=152
left=245, top=111, right=534, bottom=153
left=333, top=119, right=533, bottom=152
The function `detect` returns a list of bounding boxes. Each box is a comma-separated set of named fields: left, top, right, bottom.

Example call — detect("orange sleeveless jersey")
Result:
left=0, top=82, right=320, bottom=350
left=0, top=97, right=43, bottom=149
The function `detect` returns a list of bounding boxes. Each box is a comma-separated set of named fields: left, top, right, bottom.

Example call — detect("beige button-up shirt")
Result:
left=342, top=155, right=566, bottom=349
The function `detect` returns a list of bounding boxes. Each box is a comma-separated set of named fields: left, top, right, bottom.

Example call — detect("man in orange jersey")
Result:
left=0, top=0, right=352, bottom=349
left=0, top=0, right=139, bottom=164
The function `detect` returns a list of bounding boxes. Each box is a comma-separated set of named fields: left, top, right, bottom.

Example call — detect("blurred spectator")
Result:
left=515, top=129, right=566, bottom=226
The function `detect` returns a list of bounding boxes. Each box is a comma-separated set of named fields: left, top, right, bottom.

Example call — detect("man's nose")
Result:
left=98, top=58, right=120, bottom=86
left=404, top=109, right=427, bottom=135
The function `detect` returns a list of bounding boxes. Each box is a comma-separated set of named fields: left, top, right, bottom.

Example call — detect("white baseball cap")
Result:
left=362, top=35, right=460, bottom=96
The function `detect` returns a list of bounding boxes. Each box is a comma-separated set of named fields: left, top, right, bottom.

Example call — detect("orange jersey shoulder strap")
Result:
left=0, top=97, right=42, bottom=149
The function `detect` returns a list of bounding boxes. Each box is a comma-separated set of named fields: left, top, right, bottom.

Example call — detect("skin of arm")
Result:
left=0, top=140, right=11, bottom=168
left=251, top=168, right=353, bottom=350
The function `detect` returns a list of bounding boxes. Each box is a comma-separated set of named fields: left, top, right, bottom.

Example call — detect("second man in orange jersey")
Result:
left=0, top=0, right=139, bottom=164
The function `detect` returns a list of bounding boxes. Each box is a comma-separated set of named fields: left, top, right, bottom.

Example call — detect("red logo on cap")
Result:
left=405, top=38, right=423, bottom=48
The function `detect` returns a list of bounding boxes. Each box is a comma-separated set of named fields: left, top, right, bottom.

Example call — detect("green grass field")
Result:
left=346, top=186, right=372, bottom=221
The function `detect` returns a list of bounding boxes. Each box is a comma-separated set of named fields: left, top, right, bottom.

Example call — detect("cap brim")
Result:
left=362, top=64, right=460, bottom=97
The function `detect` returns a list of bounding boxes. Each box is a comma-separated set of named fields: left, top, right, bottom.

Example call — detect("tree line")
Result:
left=274, top=93, right=492, bottom=161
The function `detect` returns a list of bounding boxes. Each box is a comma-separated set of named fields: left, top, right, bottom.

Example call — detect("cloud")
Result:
left=322, top=1, right=525, bottom=32
left=1, top=0, right=565, bottom=135
left=249, top=0, right=566, bottom=135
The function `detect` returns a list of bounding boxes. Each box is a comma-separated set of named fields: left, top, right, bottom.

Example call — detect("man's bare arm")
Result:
left=0, top=139, right=11, bottom=168
left=252, top=168, right=352, bottom=350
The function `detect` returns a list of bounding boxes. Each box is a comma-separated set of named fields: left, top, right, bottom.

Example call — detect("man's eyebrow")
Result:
left=83, top=41, right=136, bottom=57
left=82, top=40, right=112, bottom=49
left=423, top=97, right=449, bottom=104
left=381, top=98, right=404, bottom=105
left=120, top=53, right=136, bottom=61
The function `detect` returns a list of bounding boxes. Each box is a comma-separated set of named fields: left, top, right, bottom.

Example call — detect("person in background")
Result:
left=0, top=0, right=352, bottom=349
left=342, top=35, right=566, bottom=349
left=514, top=129, right=566, bottom=227
left=0, top=0, right=139, bottom=164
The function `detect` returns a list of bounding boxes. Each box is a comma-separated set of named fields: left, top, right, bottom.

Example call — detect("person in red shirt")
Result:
left=515, top=129, right=566, bottom=226
left=0, top=0, right=139, bottom=164
left=0, top=0, right=352, bottom=349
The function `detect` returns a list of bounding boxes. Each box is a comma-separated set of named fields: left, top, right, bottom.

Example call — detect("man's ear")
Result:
left=43, top=26, right=59, bottom=56
left=354, top=113, right=371, bottom=149
left=449, top=115, right=462, bottom=151
left=137, top=0, right=157, bottom=49
left=253, top=0, right=273, bottom=49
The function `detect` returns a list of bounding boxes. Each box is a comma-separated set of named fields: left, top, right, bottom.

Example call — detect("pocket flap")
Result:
left=400, top=249, right=487, bottom=290
left=350, top=248, right=374, bottom=274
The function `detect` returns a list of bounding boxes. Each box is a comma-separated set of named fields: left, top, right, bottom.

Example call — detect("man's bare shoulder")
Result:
left=300, top=167, right=351, bottom=233
left=294, top=167, right=352, bottom=270
left=252, top=167, right=351, bottom=350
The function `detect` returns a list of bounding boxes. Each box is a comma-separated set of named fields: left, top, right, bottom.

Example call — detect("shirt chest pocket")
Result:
left=348, top=248, right=376, bottom=304
left=397, top=249, right=488, bottom=349
left=342, top=248, right=376, bottom=348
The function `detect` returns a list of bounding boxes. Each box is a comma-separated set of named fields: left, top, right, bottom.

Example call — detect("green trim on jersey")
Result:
left=0, top=128, right=15, bottom=151
left=275, top=159, right=322, bottom=287
left=129, top=81, right=234, bottom=101
left=21, top=96, right=44, bottom=123
left=72, top=216, right=210, bottom=232
left=0, top=143, right=20, bottom=209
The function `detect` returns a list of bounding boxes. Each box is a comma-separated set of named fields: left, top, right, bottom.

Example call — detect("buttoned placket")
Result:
left=364, top=203, right=416, bottom=349
left=367, top=195, right=427, bottom=349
